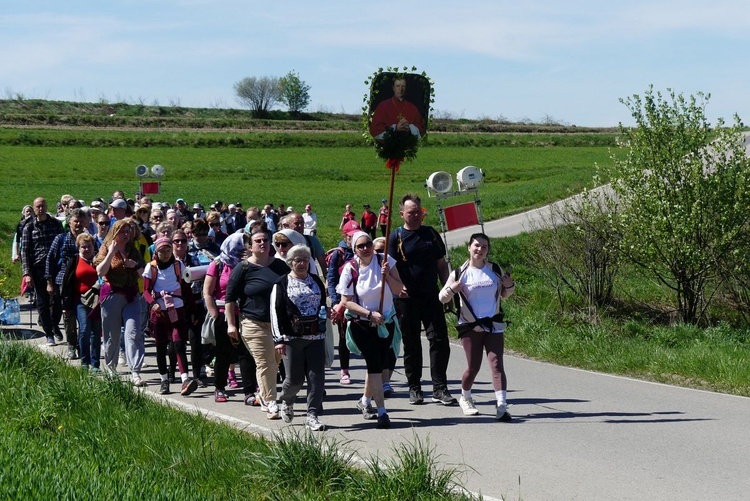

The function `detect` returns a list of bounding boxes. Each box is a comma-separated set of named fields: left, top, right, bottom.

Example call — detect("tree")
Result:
left=278, top=70, right=311, bottom=113
left=234, top=76, right=279, bottom=115
left=607, top=87, right=750, bottom=324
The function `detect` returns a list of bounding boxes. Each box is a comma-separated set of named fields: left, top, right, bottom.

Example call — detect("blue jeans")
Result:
left=100, top=293, right=143, bottom=372
left=76, top=302, right=102, bottom=368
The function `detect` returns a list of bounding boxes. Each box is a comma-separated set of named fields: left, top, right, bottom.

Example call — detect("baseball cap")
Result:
left=91, top=200, right=106, bottom=212
left=193, top=202, right=202, bottom=210
left=176, top=198, right=185, bottom=204
left=342, top=220, right=361, bottom=235
left=111, top=199, right=127, bottom=210
left=381, top=198, right=387, bottom=203
left=363, top=204, right=370, bottom=209
left=305, top=204, right=311, bottom=210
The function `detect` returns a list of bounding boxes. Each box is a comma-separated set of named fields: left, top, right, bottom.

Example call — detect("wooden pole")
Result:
left=378, top=160, right=399, bottom=312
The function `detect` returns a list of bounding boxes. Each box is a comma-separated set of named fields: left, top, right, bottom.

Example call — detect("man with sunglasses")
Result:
left=388, top=193, right=456, bottom=406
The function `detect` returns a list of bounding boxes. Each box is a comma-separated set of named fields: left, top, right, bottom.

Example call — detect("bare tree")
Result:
left=234, top=76, right=280, bottom=116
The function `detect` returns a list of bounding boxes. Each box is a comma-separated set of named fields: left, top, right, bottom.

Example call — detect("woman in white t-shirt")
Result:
left=337, top=231, right=403, bottom=429
left=439, top=233, right=515, bottom=421
left=143, top=237, right=196, bottom=397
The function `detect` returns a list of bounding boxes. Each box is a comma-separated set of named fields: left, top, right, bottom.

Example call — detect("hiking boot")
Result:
left=496, top=403, right=512, bottom=422
left=356, top=400, right=377, bottom=420
left=382, top=382, right=394, bottom=397
left=266, top=400, right=280, bottom=420
left=160, top=380, right=171, bottom=395
left=181, top=378, right=198, bottom=396
left=432, top=388, right=457, bottom=406
left=409, top=388, right=424, bottom=405
left=214, top=390, right=228, bottom=403
left=376, top=413, right=391, bottom=429
left=305, top=414, right=326, bottom=431
left=281, top=401, right=294, bottom=423
left=459, top=396, right=479, bottom=416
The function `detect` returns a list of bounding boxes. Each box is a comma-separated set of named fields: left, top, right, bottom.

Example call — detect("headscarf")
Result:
left=350, top=231, right=371, bottom=254
left=219, top=232, right=245, bottom=268
left=273, top=229, right=305, bottom=251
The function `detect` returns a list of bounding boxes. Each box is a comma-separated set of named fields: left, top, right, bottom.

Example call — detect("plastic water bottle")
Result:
left=318, top=306, right=327, bottom=333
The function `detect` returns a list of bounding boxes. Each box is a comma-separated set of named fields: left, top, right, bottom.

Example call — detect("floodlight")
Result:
left=151, top=164, right=165, bottom=178
left=426, top=171, right=453, bottom=194
left=456, top=166, right=483, bottom=190
left=135, top=164, right=149, bottom=177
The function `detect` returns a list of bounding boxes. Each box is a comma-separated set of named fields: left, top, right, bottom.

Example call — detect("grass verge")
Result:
left=0, top=341, right=475, bottom=500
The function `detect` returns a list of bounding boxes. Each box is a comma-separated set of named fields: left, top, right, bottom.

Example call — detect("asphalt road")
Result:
left=5, top=303, right=749, bottom=500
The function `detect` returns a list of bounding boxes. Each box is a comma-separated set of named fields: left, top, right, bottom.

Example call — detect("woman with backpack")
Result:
left=142, top=237, right=197, bottom=396
left=337, top=231, right=404, bottom=429
left=438, top=233, right=515, bottom=421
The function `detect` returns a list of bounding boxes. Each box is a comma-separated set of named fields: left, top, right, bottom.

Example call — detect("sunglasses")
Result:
left=98, top=221, right=109, bottom=226
left=253, top=238, right=269, bottom=244
left=356, top=241, right=373, bottom=250
left=172, top=238, right=187, bottom=244
left=276, top=241, right=291, bottom=248
left=152, top=215, right=163, bottom=220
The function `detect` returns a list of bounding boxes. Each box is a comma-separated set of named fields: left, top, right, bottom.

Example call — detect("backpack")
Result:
left=342, top=254, right=384, bottom=304
left=324, top=246, right=348, bottom=278
left=451, top=261, right=506, bottom=329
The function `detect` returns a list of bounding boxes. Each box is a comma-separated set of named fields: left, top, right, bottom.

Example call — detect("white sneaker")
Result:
left=305, top=414, right=326, bottom=431
left=118, top=352, right=127, bottom=367
left=459, top=396, right=479, bottom=416
left=131, top=372, right=146, bottom=387
left=496, top=403, right=512, bottom=422
left=266, top=400, right=280, bottom=420
left=281, top=401, right=294, bottom=423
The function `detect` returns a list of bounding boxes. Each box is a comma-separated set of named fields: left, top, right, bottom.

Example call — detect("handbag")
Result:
left=201, top=314, right=216, bottom=345
left=80, top=282, right=101, bottom=309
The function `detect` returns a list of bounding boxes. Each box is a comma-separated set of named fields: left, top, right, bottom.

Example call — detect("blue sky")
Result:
left=2, top=1, right=749, bottom=127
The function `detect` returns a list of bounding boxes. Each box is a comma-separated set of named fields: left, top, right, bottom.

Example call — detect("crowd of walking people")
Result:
left=13, top=190, right=515, bottom=430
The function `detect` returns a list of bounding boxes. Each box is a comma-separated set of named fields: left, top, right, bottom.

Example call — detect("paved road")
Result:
left=4, top=301, right=749, bottom=500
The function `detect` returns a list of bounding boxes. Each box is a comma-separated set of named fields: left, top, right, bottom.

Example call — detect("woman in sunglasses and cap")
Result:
left=337, top=231, right=404, bottom=429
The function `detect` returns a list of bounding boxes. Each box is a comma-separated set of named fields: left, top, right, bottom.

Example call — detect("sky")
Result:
left=2, top=1, right=749, bottom=127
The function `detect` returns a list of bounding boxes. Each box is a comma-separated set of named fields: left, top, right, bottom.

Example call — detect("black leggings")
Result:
left=348, top=320, right=395, bottom=374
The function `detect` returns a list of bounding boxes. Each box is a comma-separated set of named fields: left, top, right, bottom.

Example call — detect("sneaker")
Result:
left=376, top=413, right=391, bottom=429
left=46, top=336, right=56, bottom=346
left=159, top=380, right=171, bottom=395
left=118, top=352, right=127, bottom=367
left=459, top=396, right=479, bottom=416
left=356, top=400, right=377, bottom=420
left=244, top=393, right=259, bottom=406
left=266, top=400, right=280, bottom=420
left=281, top=401, right=294, bottom=423
left=383, top=382, right=394, bottom=397
left=54, top=330, right=64, bottom=342
left=67, top=345, right=79, bottom=360
left=131, top=372, right=147, bottom=387
left=214, top=390, right=228, bottom=403
left=197, top=378, right=208, bottom=388
left=409, top=388, right=424, bottom=405
left=339, top=370, right=351, bottom=385
left=205, top=366, right=215, bottom=377
left=305, top=414, right=326, bottom=431
left=228, top=369, right=239, bottom=388
left=259, top=395, right=269, bottom=412
left=496, top=403, right=512, bottom=422
left=432, top=388, right=457, bottom=406
left=181, top=378, right=198, bottom=396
